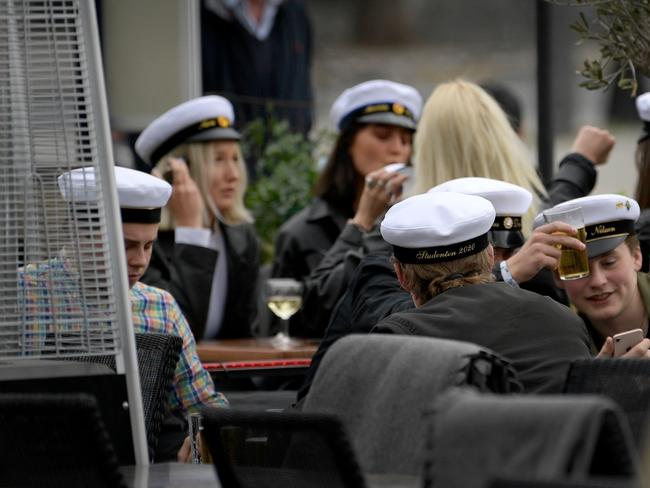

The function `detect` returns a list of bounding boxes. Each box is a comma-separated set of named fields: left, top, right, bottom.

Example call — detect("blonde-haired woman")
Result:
left=135, top=95, right=260, bottom=340
left=413, top=79, right=613, bottom=227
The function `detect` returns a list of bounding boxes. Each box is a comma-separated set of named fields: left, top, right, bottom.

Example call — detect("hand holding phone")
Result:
left=383, top=162, right=413, bottom=179
left=613, top=328, right=644, bottom=357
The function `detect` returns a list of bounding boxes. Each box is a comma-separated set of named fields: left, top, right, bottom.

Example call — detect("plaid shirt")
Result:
left=18, top=257, right=227, bottom=415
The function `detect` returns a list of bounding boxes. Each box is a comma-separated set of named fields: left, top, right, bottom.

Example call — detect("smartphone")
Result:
left=161, top=157, right=187, bottom=184
left=384, top=162, right=413, bottom=178
left=613, top=328, right=644, bottom=357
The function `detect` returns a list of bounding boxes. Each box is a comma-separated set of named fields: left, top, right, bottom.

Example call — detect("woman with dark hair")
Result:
left=634, top=92, right=650, bottom=272
left=272, top=79, right=422, bottom=336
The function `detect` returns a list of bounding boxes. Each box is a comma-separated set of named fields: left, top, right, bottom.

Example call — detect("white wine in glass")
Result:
left=265, top=278, right=303, bottom=349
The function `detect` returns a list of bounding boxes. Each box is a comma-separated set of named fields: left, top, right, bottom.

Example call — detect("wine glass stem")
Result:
left=281, top=318, right=290, bottom=338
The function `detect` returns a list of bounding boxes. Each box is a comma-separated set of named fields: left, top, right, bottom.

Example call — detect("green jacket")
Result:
left=585, top=272, right=650, bottom=351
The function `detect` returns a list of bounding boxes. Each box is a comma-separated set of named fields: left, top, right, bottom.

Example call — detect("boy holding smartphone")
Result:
left=544, top=194, right=650, bottom=357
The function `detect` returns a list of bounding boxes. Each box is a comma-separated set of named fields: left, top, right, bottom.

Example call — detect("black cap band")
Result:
left=585, top=219, right=635, bottom=242
left=492, top=216, right=522, bottom=231
left=639, top=120, right=650, bottom=144
left=339, top=101, right=415, bottom=131
left=149, top=116, right=233, bottom=164
left=393, top=233, right=489, bottom=264
left=120, top=208, right=161, bottom=224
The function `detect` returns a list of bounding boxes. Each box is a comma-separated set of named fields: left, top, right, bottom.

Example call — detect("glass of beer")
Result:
left=542, top=205, right=589, bottom=280
left=265, top=278, right=303, bottom=349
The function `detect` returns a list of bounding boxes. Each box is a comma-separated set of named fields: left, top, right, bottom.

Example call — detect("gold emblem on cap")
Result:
left=217, top=116, right=230, bottom=128
left=198, top=118, right=218, bottom=130
left=392, top=103, right=405, bottom=115
left=503, top=217, right=514, bottom=229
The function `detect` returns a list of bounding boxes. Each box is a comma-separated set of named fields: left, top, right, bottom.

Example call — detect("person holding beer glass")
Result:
left=542, top=194, right=650, bottom=357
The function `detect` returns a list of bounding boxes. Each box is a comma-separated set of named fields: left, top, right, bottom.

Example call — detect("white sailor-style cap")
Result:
left=428, top=177, right=532, bottom=249
left=537, top=194, right=640, bottom=258
left=380, top=192, right=496, bottom=264
left=330, top=79, right=422, bottom=132
left=135, top=95, right=241, bottom=166
left=58, top=166, right=172, bottom=224
left=636, top=92, right=650, bottom=142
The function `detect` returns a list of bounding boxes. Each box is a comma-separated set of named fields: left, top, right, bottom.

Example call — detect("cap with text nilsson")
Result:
left=330, top=79, right=423, bottom=132
left=535, top=194, right=640, bottom=258
left=135, top=95, right=240, bottom=166
left=428, top=177, right=532, bottom=249
left=380, top=192, right=495, bottom=264
left=58, top=166, right=172, bottom=224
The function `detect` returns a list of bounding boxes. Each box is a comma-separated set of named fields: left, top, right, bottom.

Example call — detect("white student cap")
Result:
left=330, top=79, right=423, bottom=132
left=538, top=194, right=640, bottom=258
left=135, top=95, right=241, bottom=165
left=381, top=192, right=495, bottom=264
left=636, top=92, right=650, bottom=142
left=58, top=166, right=172, bottom=224
left=428, top=177, right=532, bottom=249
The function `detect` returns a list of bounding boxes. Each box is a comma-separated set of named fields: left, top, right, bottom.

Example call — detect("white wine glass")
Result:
left=265, top=278, right=303, bottom=349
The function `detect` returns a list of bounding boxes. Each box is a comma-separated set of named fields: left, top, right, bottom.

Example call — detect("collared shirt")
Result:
left=18, top=257, right=227, bottom=415
left=205, top=0, right=284, bottom=40
left=130, top=282, right=228, bottom=412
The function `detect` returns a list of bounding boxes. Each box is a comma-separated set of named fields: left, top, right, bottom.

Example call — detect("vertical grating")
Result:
left=0, top=0, right=120, bottom=358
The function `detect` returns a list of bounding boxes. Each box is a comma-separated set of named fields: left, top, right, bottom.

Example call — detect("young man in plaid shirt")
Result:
left=20, top=166, right=227, bottom=459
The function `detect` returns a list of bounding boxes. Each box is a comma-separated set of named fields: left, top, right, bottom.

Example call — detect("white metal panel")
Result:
left=0, top=0, right=148, bottom=464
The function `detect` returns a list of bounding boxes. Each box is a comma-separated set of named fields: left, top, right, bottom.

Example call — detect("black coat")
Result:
left=279, top=152, right=597, bottom=338
left=272, top=198, right=349, bottom=336
left=142, top=223, right=260, bottom=340
left=297, top=254, right=413, bottom=401
left=374, top=281, right=592, bottom=393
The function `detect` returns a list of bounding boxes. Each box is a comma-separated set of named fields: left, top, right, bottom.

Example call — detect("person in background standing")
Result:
left=201, top=0, right=313, bottom=177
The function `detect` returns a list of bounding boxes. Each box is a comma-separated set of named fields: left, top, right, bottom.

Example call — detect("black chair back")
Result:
left=0, top=392, right=126, bottom=488
left=201, top=407, right=367, bottom=488
left=63, top=332, right=183, bottom=458
left=563, top=357, right=650, bottom=448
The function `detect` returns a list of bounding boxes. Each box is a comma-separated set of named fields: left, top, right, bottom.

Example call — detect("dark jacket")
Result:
left=373, top=282, right=592, bottom=393
left=542, top=152, right=597, bottom=209
left=297, top=254, right=413, bottom=401
left=200, top=0, right=313, bottom=138
left=271, top=198, right=349, bottom=336
left=636, top=209, right=650, bottom=273
left=142, top=223, right=260, bottom=340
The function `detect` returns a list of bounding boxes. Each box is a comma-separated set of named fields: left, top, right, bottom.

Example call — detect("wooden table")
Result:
left=196, top=337, right=319, bottom=362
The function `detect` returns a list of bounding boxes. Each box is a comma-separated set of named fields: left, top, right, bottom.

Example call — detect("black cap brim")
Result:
left=587, top=236, right=628, bottom=258
left=357, top=112, right=416, bottom=131
left=187, top=127, right=241, bottom=142
left=488, top=230, right=525, bottom=249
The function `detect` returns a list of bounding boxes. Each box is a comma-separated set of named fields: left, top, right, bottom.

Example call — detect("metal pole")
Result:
left=536, top=0, right=554, bottom=187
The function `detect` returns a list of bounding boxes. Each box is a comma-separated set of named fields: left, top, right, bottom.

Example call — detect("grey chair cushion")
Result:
left=302, top=334, right=515, bottom=475
left=430, top=389, right=638, bottom=488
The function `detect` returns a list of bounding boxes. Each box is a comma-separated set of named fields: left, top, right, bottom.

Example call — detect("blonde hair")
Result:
left=396, top=247, right=495, bottom=304
left=413, top=79, right=546, bottom=228
left=156, top=141, right=252, bottom=229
